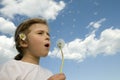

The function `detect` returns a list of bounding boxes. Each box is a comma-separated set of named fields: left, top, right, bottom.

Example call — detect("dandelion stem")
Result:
left=60, top=47, right=64, bottom=73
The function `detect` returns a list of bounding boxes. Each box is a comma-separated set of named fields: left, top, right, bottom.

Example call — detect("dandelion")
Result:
left=57, top=39, right=65, bottom=73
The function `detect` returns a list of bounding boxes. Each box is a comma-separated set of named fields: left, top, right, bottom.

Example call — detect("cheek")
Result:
left=28, top=36, right=43, bottom=46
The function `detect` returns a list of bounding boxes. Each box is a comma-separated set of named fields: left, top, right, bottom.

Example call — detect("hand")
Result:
left=48, top=73, right=66, bottom=80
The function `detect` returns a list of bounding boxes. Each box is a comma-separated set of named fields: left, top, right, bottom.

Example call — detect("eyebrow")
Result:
left=36, top=29, right=47, bottom=32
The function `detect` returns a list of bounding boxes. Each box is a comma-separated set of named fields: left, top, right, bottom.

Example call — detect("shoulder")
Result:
left=0, top=60, right=21, bottom=72
left=0, top=60, right=16, bottom=68
left=0, top=60, right=21, bottom=80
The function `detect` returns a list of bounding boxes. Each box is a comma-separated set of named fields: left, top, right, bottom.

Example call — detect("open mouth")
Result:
left=44, top=43, right=50, bottom=48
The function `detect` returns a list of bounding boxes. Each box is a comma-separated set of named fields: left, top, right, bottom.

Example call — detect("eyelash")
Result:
left=38, top=32, right=43, bottom=34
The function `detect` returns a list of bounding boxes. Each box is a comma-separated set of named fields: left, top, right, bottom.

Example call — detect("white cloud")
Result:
left=0, top=35, right=17, bottom=64
left=87, top=18, right=106, bottom=29
left=0, top=17, right=16, bottom=35
left=0, top=0, right=65, bottom=20
left=49, top=28, right=120, bottom=62
left=98, top=28, right=120, bottom=55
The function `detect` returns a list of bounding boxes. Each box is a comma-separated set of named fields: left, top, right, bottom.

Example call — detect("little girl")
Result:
left=0, top=18, right=66, bottom=80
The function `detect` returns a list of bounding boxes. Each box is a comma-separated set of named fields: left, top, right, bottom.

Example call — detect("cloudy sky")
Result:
left=0, top=0, right=120, bottom=80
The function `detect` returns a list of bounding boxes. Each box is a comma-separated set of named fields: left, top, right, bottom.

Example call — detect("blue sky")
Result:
left=0, top=0, right=120, bottom=80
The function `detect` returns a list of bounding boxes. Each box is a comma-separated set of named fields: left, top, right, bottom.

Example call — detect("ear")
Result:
left=19, top=40, right=28, bottom=48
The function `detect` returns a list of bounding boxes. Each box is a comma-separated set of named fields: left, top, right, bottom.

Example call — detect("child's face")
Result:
left=26, top=23, right=50, bottom=57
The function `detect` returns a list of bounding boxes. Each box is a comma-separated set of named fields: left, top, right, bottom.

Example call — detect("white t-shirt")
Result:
left=0, top=60, right=53, bottom=80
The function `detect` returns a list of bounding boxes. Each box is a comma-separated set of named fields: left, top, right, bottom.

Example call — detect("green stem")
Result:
left=60, top=48, right=64, bottom=73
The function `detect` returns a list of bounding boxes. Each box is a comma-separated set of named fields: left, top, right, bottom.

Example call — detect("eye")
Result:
left=38, top=31, right=44, bottom=35
left=38, top=32, right=42, bottom=34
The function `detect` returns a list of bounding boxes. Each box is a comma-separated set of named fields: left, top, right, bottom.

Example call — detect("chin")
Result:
left=42, top=53, right=48, bottom=57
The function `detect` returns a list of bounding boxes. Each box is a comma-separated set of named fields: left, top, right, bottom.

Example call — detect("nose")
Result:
left=45, top=33, right=50, bottom=41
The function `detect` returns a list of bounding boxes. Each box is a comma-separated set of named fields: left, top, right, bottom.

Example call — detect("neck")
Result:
left=21, top=54, right=40, bottom=65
